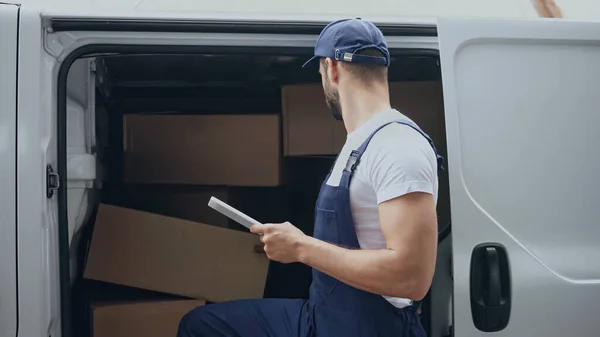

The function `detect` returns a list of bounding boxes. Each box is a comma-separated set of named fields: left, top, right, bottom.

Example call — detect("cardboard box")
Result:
left=123, top=114, right=281, bottom=186
left=388, top=81, right=445, bottom=151
left=90, top=299, right=204, bottom=337
left=281, top=81, right=444, bottom=156
left=105, top=185, right=231, bottom=228
left=282, top=84, right=347, bottom=156
left=104, top=185, right=293, bottom=230
left=84, top=204, right=269, bottom=302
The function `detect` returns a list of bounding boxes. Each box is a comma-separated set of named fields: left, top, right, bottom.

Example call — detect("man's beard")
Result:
left=324, top=82, right=343, bottom=121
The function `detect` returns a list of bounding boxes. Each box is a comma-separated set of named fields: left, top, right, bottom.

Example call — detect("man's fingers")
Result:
left=249, top=224, right=264, bottom=234
left=250, top=224, right=274, bottom=235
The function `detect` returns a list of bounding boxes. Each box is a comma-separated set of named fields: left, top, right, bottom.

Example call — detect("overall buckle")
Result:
left=344, top=150, right=361, bottom=172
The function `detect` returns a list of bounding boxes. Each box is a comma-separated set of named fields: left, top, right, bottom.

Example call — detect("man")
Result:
left=177, top=18, right=443, bottom=337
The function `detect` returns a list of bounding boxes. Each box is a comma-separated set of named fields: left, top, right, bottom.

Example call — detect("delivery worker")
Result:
left=177, top=17, right=443, bottom=337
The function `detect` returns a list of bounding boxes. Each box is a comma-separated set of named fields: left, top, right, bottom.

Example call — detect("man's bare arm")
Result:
left=297, top=191, right=438, bottom=300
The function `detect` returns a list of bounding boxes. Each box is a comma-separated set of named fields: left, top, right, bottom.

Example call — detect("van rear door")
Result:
left=438, top=17, right=600, bottom=336
left=0, top=3, right=19, bottom=337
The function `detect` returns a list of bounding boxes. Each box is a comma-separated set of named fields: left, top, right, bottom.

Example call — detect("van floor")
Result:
left=67, top=53, right=450, bottom=337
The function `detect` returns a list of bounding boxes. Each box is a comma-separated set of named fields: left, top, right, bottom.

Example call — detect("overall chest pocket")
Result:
left=312, top=208, right=339, bottom=294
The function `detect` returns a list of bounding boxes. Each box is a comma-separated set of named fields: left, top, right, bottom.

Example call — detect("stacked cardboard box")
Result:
left=85, top=204, right=269, bottom=302
left=86, top=113, right=283, bottom=336
left=282, top=84, right=347, bottom=156
left=84, top=204, right=271, bottom=336
left=90, top=299, right=205, bottom=337
left=281, top=81, right=445, bottom=157
left=122, top=114, right=281, bottom=186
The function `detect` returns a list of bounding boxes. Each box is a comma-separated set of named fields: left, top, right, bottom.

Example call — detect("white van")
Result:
left=2, top=2, right=600, bottom=337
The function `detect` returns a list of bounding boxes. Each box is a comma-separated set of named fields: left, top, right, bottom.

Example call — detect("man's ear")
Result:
left=324, top=58, right=340, bottom=84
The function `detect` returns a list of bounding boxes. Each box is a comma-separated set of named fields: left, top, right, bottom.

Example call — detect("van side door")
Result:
left=0, top=3, right=19, bottom=337
left=438, top=18, right=600, bottom=336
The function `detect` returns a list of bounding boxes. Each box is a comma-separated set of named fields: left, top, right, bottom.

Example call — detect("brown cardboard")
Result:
left=123, top=114, right=281, bottom=186
left=388, top=81, right=446, bottom=152
left=105, top=185, right=293, bottom=230
left=90, top=299, right=204, bottom=337
left=105, top=185, right=231, bottom=228
left=282, top=84, right=346, bottom=156
left=84, top=204, right=269, bottom=302
left=332, top=119, right=348, bottom=152
left=282, top=81, right=444, bottom=157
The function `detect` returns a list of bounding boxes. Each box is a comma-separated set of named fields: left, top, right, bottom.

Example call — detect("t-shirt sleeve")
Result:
left=360, top=124, right=437, bottom=204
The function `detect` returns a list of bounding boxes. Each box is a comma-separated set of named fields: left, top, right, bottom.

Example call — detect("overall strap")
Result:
left=344, top=119, right=445, bottom=174
left=341, top=119, right=442, bottom=308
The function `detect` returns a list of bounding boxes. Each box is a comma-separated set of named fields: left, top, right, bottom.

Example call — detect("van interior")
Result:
left=64, top=50, right=453, bottom=337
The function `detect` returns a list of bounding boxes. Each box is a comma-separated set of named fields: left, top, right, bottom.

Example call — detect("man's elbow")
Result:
left=387, top=275, right=432, bottom=301
left=407, top=279, right=432, bottom=301
left=385, top=254, right=435, bottom=300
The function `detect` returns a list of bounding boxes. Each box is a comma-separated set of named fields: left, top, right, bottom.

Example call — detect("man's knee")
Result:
left=177, top=305, right=210, bottom=337
left=177, top=298, right=306, bottom=337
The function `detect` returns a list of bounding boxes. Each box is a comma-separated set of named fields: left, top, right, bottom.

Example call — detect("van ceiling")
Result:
left=99, top=54, right=440, bottom=114
left=103, top=54, right=311, bottom=87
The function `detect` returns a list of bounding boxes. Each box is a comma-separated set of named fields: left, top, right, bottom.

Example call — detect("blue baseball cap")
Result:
left=302, top=18, right=391, bottom=68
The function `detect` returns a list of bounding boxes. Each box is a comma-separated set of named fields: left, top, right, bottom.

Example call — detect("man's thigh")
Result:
left=177, top=298, right=310, bottom=337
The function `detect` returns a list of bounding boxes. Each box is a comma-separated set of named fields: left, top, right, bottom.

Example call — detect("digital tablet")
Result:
left=207, top=197, right=261, bottom=230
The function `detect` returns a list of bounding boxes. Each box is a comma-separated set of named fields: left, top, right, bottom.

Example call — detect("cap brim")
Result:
left=302, top=56, right=320, bottom=68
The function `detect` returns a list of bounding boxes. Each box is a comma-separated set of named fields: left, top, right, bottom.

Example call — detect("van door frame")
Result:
left=49, top=19, right=441, bottom=337
left=0, top=3, right=19, bottom=337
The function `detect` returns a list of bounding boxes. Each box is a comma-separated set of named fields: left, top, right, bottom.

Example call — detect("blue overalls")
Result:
left=177, top=119, right=444, bottom=337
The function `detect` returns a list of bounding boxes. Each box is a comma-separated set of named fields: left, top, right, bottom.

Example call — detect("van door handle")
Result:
left=470, top=243, right=511, bottom=332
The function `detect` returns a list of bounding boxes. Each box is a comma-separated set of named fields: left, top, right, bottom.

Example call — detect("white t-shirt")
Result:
left=326, top=108, right=439, bottom=308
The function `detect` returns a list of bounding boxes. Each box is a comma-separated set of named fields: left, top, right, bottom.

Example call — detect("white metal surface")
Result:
left=65, top=59, right=97, bottom=278
left=46, top=31, right=437, bottom=63
left=438, top=17, right=600, bottom=336
left=208, top=197, right=261, bottom=229
left=36, top=0, right=537, bottom=19
left=0, top=4, right=19, bottom=337
left=42, top=9, right=438, bottom=26
left=20, top=0, right=594, bottom=21
left=16, top=5, right=61, bottom=337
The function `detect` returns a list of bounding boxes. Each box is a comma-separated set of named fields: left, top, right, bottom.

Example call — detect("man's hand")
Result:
left=250, top=222, right=308, bottom=263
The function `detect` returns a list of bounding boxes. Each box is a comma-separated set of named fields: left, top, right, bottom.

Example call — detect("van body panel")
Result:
left=8, top=0, right=554, bottom=22
left=41, top=11, right=438, bottom=27
left=46, top=30, right=438, bottom=61
left=16, top=5, right=61, bottom=337
left=47, top=17, right=438, bottom=36
left=438, top=17, right=600, bottom=336
left=0, top=4, right=19, bottom=337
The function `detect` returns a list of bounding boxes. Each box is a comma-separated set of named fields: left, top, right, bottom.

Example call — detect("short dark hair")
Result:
left=321, top=48, right=388, bottom=84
